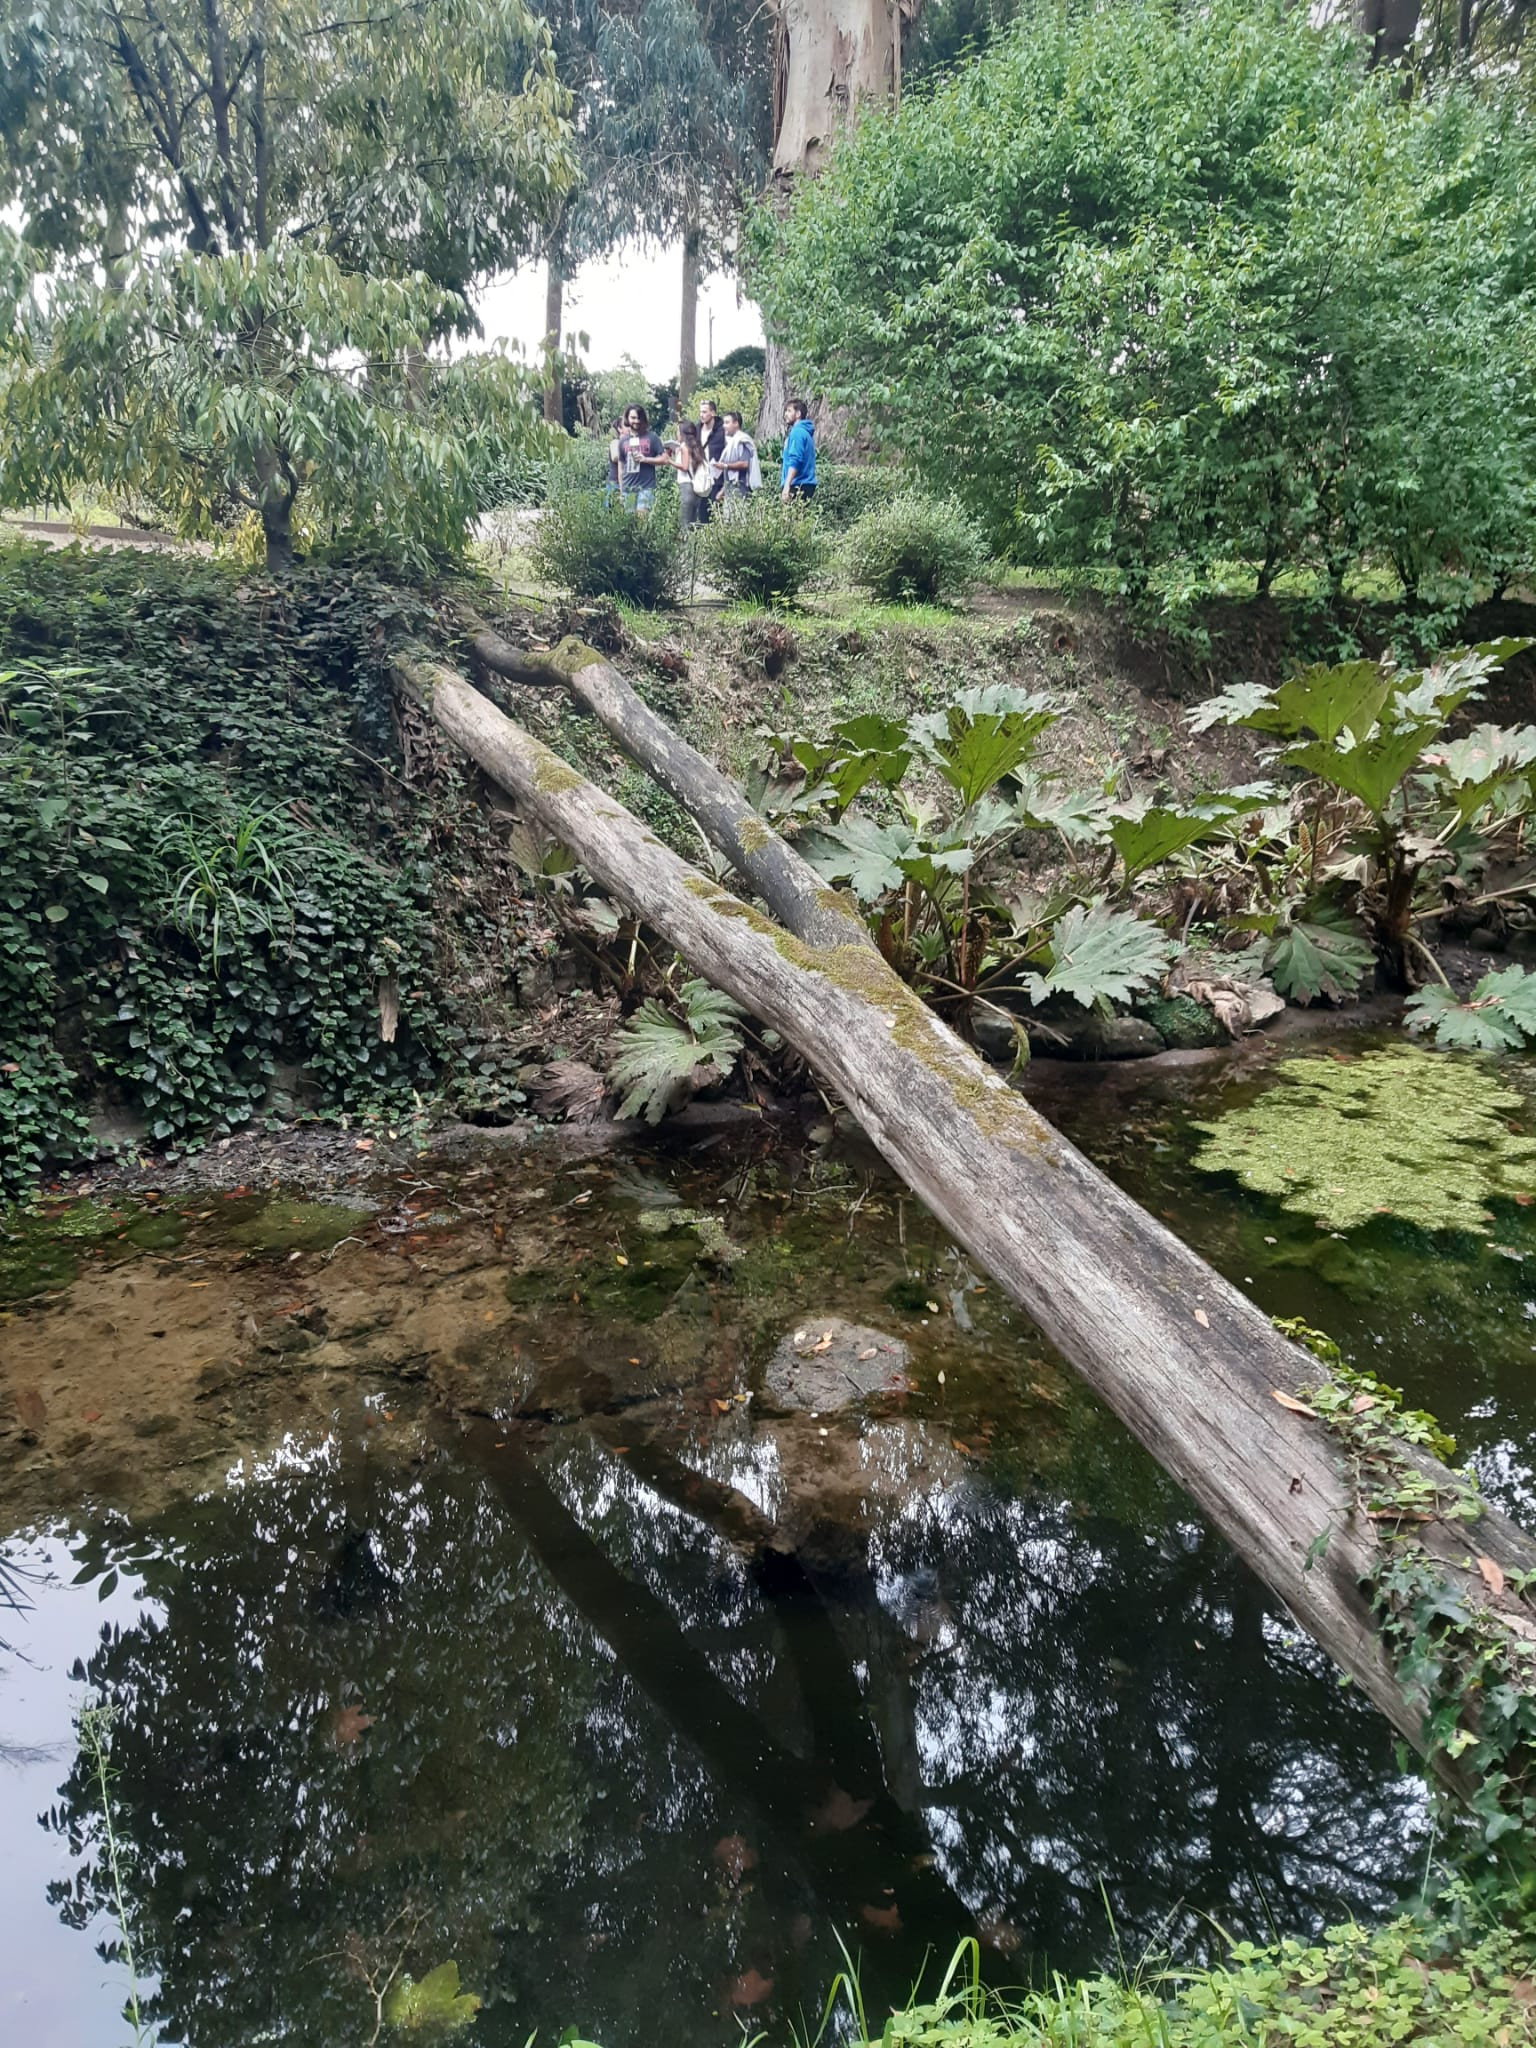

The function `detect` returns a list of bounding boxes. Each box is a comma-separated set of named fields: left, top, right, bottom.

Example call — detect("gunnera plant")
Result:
left=531, top=491, right=681, bottom=608
left=702, top=493, right=827, bottom=606
left=843, top=491, right=987, bottom=602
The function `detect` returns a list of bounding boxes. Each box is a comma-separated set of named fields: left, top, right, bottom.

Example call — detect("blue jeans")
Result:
left=622, top=486, right=655, bottom=514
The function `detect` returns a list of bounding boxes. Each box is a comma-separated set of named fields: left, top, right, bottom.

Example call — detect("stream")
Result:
left=3, top=1031, right=1534, bottom=2047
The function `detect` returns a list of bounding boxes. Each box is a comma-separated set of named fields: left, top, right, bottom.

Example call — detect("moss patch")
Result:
left=1191, top=1046, right=1536, bottom=1234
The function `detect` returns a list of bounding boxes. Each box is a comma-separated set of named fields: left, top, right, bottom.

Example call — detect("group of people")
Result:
left=606, top=398, right=817, bottom=520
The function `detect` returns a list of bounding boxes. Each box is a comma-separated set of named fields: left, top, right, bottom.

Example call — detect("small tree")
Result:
left=0, top=0, right=575, bottom=569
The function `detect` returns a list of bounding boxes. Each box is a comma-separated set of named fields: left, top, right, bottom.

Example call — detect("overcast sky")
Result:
left=475, top=235, right=765, bottom=380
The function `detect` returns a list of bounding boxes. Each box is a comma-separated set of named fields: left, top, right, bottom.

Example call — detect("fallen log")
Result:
left=403, top=647, right=1536, bottom=1793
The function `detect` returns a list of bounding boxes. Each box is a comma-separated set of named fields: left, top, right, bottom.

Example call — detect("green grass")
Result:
left=809, top=1919, right=1536, bottom=2048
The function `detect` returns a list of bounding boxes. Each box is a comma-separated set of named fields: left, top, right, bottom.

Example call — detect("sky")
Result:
left=474, top=235, right=765, bottom=379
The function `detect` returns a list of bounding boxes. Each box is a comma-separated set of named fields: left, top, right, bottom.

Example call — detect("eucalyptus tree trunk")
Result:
left=680, top=224, right=701, bottom=408
left=756, top=0, right=900, bottom=439
left=543, top=255, right=565, bottom=428
left=401, top=631, right=1536, bottom=1792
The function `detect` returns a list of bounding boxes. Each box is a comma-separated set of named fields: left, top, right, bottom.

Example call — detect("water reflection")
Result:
left=33, top=1398, right=1422, bottom=2047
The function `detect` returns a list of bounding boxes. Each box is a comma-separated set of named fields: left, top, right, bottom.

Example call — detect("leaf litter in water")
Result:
left=1190, top=1045, right=1536, bottom=1234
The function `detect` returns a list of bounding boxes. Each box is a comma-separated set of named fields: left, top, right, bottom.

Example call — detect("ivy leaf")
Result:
left=1265, top=917, right=1375, bottom=1005
left=1023, top=904, right=1172, bottom=1009
left=381, top=1959, right=482, bottom=2033
left=608, top=981, right=743, bottom=1125
left=1406, top=965, right=1536, bottom=1051
left=43, top=902, right=69, bottom=923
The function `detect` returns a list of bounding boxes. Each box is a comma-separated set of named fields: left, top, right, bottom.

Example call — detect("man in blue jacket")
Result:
left=780, top=398, right=816, bottom=502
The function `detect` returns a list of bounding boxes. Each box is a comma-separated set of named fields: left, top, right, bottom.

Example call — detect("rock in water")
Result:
left=762, top=1318, right=910, bottom=1412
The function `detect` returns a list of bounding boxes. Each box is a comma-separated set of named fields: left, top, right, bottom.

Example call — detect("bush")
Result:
left=843, top=493, right=986, bottom=602
left=701, top=494, right=827, bottom=606
left=751, top=0, right=1536, bottom=598
left=812, top=462, right=897, bottom=531
left=531, top=490, right=682, bottom=607
left=544, top=434, right=613, bottom=502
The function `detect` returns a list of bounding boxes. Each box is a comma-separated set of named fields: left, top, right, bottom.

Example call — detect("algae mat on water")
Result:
left=1190, top=1045, right=1536, bottom=1234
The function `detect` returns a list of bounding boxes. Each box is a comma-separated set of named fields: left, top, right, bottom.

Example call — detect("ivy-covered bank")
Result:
left=0, top=542, right=546, bottom=1195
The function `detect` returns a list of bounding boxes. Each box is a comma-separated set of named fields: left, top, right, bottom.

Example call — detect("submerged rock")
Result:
left=762, top=1317, right=910, bottom=1412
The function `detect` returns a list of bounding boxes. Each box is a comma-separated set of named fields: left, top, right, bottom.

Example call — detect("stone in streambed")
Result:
left=762, top=1318, right=910, bottom=1413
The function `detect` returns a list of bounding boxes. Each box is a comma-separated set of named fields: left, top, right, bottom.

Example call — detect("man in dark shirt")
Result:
left=618, top=404, right=663, bottom=512
left=698, top=397, right=727, bottom=514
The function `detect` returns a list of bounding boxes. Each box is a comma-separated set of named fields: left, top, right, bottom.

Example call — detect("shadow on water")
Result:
left=11, top=1037, right=1536, bottom=2043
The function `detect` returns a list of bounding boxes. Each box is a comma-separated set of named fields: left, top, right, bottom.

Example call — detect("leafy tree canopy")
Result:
left=0, top=0, right=577, bottom=566
left=750, top=0, right=1536, bottom=600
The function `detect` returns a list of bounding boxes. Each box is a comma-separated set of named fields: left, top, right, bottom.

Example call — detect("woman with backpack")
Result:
left=660, top=420, right=715, bottom=527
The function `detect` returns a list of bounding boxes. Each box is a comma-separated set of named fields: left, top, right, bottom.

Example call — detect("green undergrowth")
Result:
left=0, top=542, right=546, bottom=1195
left=819, top=1918, right=1536, bottom=2048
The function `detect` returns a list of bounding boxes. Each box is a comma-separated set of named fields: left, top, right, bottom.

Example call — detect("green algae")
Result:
left=225, top=1199, right=371, bottom=1254
left=1190, top=1045, right=1536, bottom=1234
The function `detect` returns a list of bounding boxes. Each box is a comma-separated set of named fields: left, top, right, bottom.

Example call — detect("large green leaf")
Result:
left=608, top=981, right=743, bottom=1125
left=1285, top=723, right=1433, bottom=816
left=803, top=817, right=914, bottom=901
left=1109, top=791, right=1271, bottom=880
left=1406, top=965, right=1536, bottom=1052
left=1023, top=904, right=1172, bottom=1009
left=1265, top=918, right=1375, bottom=1004
left=382, top=1959, right=482, bottom=2033
left=909, top=690, right=1057, bottom=809
left=1269, top=661, right=1397, bottom=744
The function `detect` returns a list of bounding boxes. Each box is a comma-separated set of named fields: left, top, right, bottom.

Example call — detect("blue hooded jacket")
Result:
left=781, top=417, right=816, bottom=491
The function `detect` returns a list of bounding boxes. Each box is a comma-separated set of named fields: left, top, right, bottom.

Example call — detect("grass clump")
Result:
left=830, top=1921, right=1536, bottom=2047
left=843, top=492, right=987, bottom=603
left=531, top=491, right=681, bottom=608
left=702, top=494, right=827, bottom=606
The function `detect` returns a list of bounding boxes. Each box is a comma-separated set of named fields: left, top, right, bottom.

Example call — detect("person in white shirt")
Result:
left=717, top=412, right=761, bottom=509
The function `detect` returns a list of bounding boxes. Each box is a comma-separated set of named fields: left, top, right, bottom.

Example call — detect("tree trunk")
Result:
left=758, top=340, right=791, bottom=443
left=543, top=254, right=564, bottom=429
left=756, top=0, right=896, bottom=440
left=1356, top=0, right=1421, bottom=63
left=680, top=224, right=701, bottom=410
left=254, top=446, right=294, bottom=573
left=772, top=0, right=896, bottom=181
left=403, top=644, right=1536, bottom=1783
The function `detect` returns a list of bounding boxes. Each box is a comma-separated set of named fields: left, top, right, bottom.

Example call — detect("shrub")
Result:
left=531, top=490, right=682, bottom=608
left=751, top=0, right=1536, bottom=597
left=544, top=435, right=614, bottom=502
left=701, top=494, right=827, bottom=606
left=843, top=492, right=986, bottom=602
left=812, top=462, right=897, bottom=531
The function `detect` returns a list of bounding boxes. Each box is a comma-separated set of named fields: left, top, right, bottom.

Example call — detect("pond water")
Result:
left=2, top=1035, right=1533, bottom=2047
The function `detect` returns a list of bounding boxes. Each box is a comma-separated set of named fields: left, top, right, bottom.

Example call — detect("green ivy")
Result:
left=0, top=542, right=536, bottom=1196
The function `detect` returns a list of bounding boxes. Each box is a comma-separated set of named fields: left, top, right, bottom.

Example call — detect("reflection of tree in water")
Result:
left=48, top=1418, right=1424, bottom=2047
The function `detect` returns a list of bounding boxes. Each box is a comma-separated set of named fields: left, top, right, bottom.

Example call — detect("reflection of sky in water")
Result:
left=0, top=1536, right=161, bottom=2048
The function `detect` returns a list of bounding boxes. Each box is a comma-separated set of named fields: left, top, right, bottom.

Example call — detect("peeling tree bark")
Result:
left=400, top=642, right=1536, bottom=1784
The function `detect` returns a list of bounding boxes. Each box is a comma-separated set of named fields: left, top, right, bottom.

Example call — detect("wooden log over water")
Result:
left=402, top=644, right=1536, bottom=1781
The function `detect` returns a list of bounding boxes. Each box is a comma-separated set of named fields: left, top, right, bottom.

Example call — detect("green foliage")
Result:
left=1408, top=965, right=1536, bottom=1051
left=702, top=494, right=827, bottom=606
left=1191, top=1047, right=1536, bottom=1234
left=842, top=493, right=986, bottom=604
left=0, top=0, right=573, bottom=567
left=1021, top=904, right=1171, bottom=1010
left=531, top=491, right=682, bottom=607
left=382, top=1959, right=482, bottom=2034
left=608, top=978, right=743, bottom=1123
left=1265, top=916, right=1377, bottom=1005
left=1193, top=642, right=1536, bottom=990
left=0, top=542, right=530, bottom=1196
left=751, top=0, right=1536, bottom=601
left=810, top=463, right=897, bottom=532
left=821, top=1920, right=1536, bottom=2048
